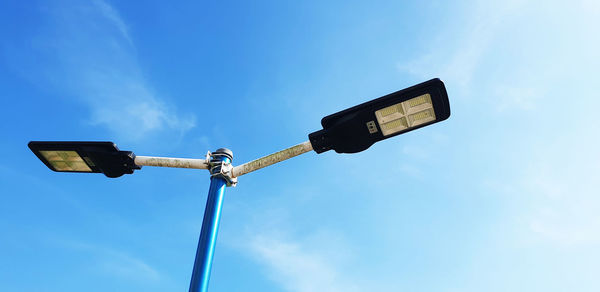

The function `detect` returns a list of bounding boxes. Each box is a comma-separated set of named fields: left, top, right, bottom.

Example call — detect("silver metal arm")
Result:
left=134, top=155, right=209, bottom=169
left=133, top=141, right=313, bottom=179
left=231, top=141, right=313, bottom=178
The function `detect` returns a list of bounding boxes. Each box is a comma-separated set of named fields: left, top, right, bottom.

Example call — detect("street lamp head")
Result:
left=28, top=141, right=140, bottom=178
left=308, top=78, right=450, bottom=154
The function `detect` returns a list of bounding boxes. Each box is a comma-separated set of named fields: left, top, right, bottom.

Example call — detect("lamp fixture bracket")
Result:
left=208, top=151, right=237, bottom=187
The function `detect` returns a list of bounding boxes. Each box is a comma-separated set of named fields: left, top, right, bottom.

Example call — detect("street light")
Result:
left=29, top=78, right=450, bottom=292
left=309, top=78, right=450, bottom=154
left=28, top=141, right=140, bottom=178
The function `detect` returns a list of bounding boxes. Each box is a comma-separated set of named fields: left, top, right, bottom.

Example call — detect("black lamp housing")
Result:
left=309, top=78, right=450, bottom=154
left=28, top=141, right=140, bottom=178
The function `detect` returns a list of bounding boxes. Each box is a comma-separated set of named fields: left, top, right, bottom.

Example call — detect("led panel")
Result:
left=375, top=93, right=436, bottom=136
left=39, top=150, right=92, bottom=172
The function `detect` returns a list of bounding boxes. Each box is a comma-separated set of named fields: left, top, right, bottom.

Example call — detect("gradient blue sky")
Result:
left=1, top=0, right=599, bottom=291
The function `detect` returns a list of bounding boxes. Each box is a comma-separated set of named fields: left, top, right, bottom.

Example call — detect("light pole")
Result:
left=188, top=149, right=232, bottom=292
left=29, top=78, right=450, bottom=292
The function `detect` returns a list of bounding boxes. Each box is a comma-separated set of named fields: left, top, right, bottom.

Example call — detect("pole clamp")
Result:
left=208, top=151, right=237, bottom=187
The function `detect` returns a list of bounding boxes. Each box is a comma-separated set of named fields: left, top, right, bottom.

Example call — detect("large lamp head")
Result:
left=28, top=141, right=140, bottom=178
left=309, top=78, right=450, bottom=154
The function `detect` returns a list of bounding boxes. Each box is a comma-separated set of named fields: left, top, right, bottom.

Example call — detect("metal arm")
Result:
left=231, top=141, right=313, bottom=177
left=133, top=140, right=313, bottom=179
left=134, top=155, right=209, bottom=169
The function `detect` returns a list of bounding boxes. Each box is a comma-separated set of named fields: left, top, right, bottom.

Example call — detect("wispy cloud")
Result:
left=492, top=85, right=541, bottom=112
left=91, top=0, right=133, bottom=45
left=521, top=146, right=600, bottom=245
left=51, top=237, right=161, bottom=281
left=97, top=249, right=161, bottom=281
left=481, top=122, right=600, bottom=246
left=398, top=0, right=600, bottom=248
left=397, top=1, right=522, bottom=90
left=244, top=232, right=361, bottom=292
left=21, top=0, right=195, bottom=141
left=222, top=204, right=365, bottom=292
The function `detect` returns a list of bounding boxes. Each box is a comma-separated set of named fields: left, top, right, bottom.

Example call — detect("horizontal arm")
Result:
left=134, top=156, right=209, bottom=169
left=232, top=141, right=313, bottom=178
left=133, top=141, right=313, bottom=177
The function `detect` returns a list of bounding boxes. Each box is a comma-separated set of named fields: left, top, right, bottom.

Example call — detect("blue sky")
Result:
left=1, top=0, right=599, bottom=291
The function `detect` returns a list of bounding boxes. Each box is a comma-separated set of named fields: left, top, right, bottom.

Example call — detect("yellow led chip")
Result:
left=406, top=94, right=432, bottom=108
left=408, top=109, right=436, bottom=126
left=381, top=118, right=408, bottom=135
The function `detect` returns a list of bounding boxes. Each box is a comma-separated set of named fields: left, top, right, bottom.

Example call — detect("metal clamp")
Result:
left=208, top=150, right=237, bottom=187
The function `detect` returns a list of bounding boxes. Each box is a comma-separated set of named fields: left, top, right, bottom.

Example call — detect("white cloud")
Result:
left=398, top=163, right=424, bottom=180
left=401, top=144, right=431, bottom=160
left=529, top=209, right=600, bottom=246
left=27, top=0, right=195, bottom=141
left=51, top=238, right=161, bottom=281
left=493, top=85, right=541, bottom=112
left=522, top=155, right=600, bottom=245
left=486, top=125, right=600, bottom=246
left=92, top=0, right=133, bottom=45
left=245, top=233, right=361, bottom=292
left=97, top=249, right=161, bottom=281
left=397, top=0, right=523, bottom=90
left=397, top=0, right=600, bottom=248
left=397, top=0, right=600, bottom=113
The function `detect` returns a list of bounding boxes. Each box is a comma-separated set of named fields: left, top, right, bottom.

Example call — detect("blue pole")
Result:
left=189, top=151, right=231, bottom=292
